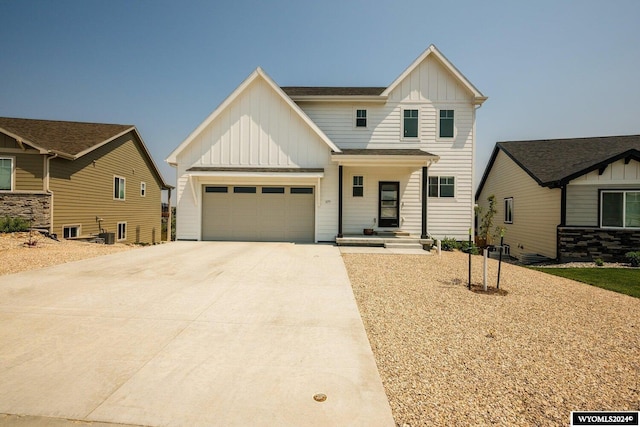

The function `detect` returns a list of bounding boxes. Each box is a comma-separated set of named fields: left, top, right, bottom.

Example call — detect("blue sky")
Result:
left=1, top=0, right=639, bottom=189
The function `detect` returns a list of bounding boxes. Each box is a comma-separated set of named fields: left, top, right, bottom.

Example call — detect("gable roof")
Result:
left=476, top=135, right=640, bottom=198
left=0, top=117, right=133, bottom=158
left=0, top=117, right=171, bottom=189
left=166, top=67, right=341, bottom=165
left=381, top=44, right=487, bottom=104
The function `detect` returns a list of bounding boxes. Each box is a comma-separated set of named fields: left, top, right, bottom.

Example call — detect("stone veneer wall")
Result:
left=558, top=226, right=640, bottom=262
left=0, top=192, right=51, bottom=229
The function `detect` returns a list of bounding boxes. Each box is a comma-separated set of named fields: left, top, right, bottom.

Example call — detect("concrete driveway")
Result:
left=0, top=242, right=393, bottom=427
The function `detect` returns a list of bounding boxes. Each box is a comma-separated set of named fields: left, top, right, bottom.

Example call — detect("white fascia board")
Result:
left=331, top=155, right=439, bottom=167
left=187, top=171, right=324, bottom=179
left=166, top=67, right=341, bottom=164
left=381, top=44, right=487, bottom=104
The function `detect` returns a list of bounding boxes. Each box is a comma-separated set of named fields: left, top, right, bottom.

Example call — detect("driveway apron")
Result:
left=0, top=242, right=394, bottom=426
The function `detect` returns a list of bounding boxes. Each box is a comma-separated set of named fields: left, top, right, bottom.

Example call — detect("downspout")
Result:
left=45, top=153, right=58, bottom=235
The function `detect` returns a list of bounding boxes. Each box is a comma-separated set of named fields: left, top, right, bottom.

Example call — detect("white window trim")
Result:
left=504, top=197, right=513, bottom=224
left=352, top=175, right=364, bottom=198
left=117, top=221, right=127, bottom=241
left=62, top=224, right=81, bottom=239
left=0, top=156, right=15, bottom=192
left=600, top=190, right=640, bottom=229
left=428, top=175, right=456, bottom=198
left=401, top=106, right=420, bottom=141
left=354, top=108, right=368, bottom=129
left=436, top=108, right=456, bottom=140
left=114, top=175, right=126, bottom=201
left=140, top=181, right=146, bottom=197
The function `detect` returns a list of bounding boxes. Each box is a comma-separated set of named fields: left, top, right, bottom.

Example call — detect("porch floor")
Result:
left=336, top=232, right=433, bottom=250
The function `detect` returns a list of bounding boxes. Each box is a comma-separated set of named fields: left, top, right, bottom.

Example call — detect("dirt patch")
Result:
left=0, top=232, right=138, bottom=276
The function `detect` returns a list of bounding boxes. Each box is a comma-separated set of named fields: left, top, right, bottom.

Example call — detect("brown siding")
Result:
left=49, top=132, right=163, bottom=244
left=0, top=134, right=45, bottom=191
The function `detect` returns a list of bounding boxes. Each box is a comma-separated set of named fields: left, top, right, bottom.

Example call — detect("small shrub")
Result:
left=594, top=258, right=604, bottom=267
left=0, top=216, right=30, bottom=233
left=460, top=240, right=480, bottom=255
left=440, top=236, right=460, bottom=252
left=625, top=251, right=640, bottom=267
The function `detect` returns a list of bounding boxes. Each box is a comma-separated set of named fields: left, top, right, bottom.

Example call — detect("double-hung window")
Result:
left=504, top=197, right=514, bottom=224
left=403, top=109, right=419, bottom=138
left=0, top=157, right=13, bottom=191
left=601, top=190, right=640, bottom=228
left=439, top=110, right=454, bottom=138
left=355, top=109, right=367, bottom=128
left=428, top=176, right=455, bottom=198
left=140, top=182, right=146, bottom=197
left=114, top=176, right=125, bottom=200
left=352, top=176, right=364, bottom=197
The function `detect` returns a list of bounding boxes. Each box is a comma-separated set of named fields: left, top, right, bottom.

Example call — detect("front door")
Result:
left=379, top=181, right=400, bottom=227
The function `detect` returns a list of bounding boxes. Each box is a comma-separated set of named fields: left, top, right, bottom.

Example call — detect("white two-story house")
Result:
left=166, top=44, right=487, bottom=244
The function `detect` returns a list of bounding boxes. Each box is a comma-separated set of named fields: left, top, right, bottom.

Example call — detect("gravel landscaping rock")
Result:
left=343, top=251, right=640, bottom=427
left=0, top=232, right=137, bottom=276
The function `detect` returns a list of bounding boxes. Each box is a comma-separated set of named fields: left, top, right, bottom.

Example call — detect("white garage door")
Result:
left=202, top=185, right=315, bottom=242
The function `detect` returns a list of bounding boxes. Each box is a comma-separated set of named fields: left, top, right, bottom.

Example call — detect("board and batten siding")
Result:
left=50, top=133, right=163, bottom=243
left=295, top=54, right=477, bottom=240
left=175, top=76, right=338, bottom=241
left=566, top=159, right=640, bottom=226
left=477, top=150, right=561, bottom=260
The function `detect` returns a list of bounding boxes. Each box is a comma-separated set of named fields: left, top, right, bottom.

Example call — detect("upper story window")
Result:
left=355, top=109, right=367, bottom=128
left=352, top=176, right=364, bottom=197
left=114, top=176, right=125, bottom=200
left=140, top=182, right=146, bottom=197
left=439, top=110, right=454, bottom=138
left=601, top=190, right=640, bottom=228
left=428, top=176, right=455, bottom=198
left=504, top=197, right=513, bottom=224
left=403, top=109, right=419, bottom=138
left=0, top=157, right=13, bottom=191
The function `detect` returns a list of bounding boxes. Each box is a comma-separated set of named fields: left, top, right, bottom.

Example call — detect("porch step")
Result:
left=377, top=230, right=411, bottom=237
left=384, top=242, right=424, bottom=250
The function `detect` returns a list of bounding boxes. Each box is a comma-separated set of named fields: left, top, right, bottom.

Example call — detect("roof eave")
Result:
left=289, top=95, right=388, bottom=103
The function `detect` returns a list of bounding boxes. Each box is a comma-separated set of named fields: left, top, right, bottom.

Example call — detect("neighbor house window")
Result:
left=0, top=157, right=13, bottom=191
left=601, top=190, right=640, bottom=228
left=117, top=222, right=127, bottom=241
left=403, top=109, right=419, bottom=138
left=114, top=176, right=125, bottom=200
left=439, top=110, right=454, bottom=138
left=428, top=176, right=455, bottom=198
left=140, top=182, right=146, bottom=197
left=353, top=176, right=364, bottom=197
left=355, top=109, right=367, bottom=127
left=63, top=225, right=80, bottom=239
left=504, top=197, right=513, bottom=224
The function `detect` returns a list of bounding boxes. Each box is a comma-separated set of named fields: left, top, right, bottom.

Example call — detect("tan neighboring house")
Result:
left=476, top=135, right=640, bottom=263
left=0, top=117, right=171, bottom=244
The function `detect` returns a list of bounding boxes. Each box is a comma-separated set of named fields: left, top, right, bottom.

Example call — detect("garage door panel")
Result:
left=202, top=185, right=314, bottom=242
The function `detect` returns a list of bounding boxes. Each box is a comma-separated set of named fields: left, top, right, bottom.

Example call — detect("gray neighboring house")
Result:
left=476, top=135, right=640, bottom=263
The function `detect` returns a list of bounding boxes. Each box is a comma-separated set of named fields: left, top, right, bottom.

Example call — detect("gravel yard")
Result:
left=343, top=251, right=640, bottom=427
left=0, top=232, right=137, bottom=276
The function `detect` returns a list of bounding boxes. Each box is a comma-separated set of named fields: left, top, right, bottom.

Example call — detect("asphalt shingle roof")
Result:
left=281, top=87, right=386, bottom=97
left=0, top=117, right=133, bottom=157
left=477, top=135, right=640, bottom=197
